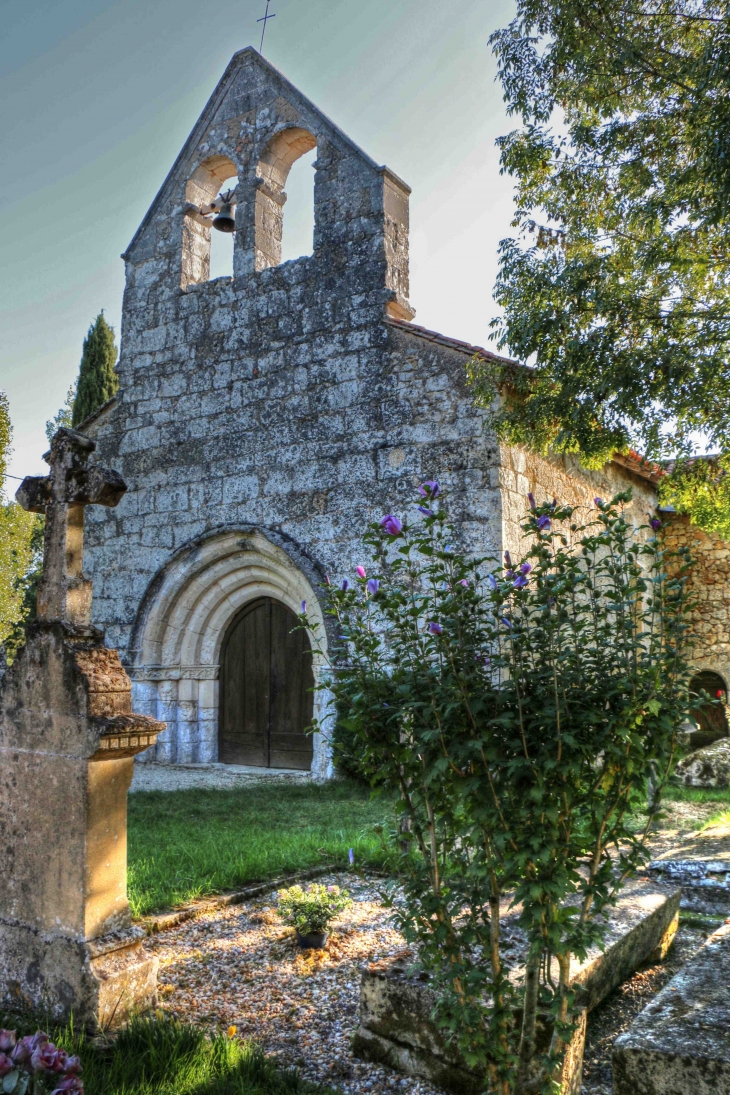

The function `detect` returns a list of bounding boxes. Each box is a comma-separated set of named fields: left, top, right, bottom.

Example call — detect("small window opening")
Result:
left=209, top=174, right=237, bottom=280
left=281, top=150, right=316, bottom=263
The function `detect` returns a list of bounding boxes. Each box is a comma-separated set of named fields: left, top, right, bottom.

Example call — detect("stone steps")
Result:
left=612, top=921, right=730, bottom=1095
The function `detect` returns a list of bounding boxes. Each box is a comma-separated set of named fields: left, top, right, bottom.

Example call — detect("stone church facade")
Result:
left=83, top=48, right=727, bottom=777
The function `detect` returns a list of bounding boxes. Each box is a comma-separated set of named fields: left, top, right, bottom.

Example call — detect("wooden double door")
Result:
left=219, top=597, right=314, bottom=770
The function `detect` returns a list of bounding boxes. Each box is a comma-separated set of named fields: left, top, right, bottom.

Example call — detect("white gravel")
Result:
left=146, top=871, right=441, bottom=1095
left=130, top=762, right=314, bottom=793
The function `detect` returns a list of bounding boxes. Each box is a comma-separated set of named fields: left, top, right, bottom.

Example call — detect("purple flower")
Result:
left=0, top=1033, right=15, bottom=1055
left=341, top=579, right=348, bottom=591
left=513, top=574, right=529, bottom=589
left=50, top=1080, right=83, bottom=1095
left=428, top=621, right=443, bottom=635
left=520, top=563, right=532, bottom=575
left=12, top=1036, right=35, bottom=1066
left=0, top=1055, right=12, bottom=1078
left=63, top=1056, right=82, bottom=1077
left=348, top=848, right=355, bottom=866
left=53, top=1049, right=69, bottom=1073
left=487, top=574, right=497, bottom=589
left=356, top=566, right=367, bottom=579
left=537, top=515, right=551, bottom=531
left=31, top=1041, right=59, bottom=1072
left=527, top=492, right=536, bottom=510
left=301, top=600, right=307, bottom=613
left=504, top=551, right=512, bottom=567
left=367, top=578, right=379, bottom=595
left=650, top=517, right=662, bottom=531
left=459, top=579, right=469, bottom=587
left=500, top=616, right=512, bottom=628
left=380, top=514, right=403, bottom=536
left=594, top=497, right=604, bottom=507
left=418, top=505, right=434, bottom=517
left=418, top=480, right=440, bottom=498
left=324, top=574, right=330, bottom=585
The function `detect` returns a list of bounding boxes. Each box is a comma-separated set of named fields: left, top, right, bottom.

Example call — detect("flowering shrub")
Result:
left=0, top=1030, right=82, bottom=1095
left=314, top=484, right=693, bottom=1095
left=277, top=884, right=351, bottom=934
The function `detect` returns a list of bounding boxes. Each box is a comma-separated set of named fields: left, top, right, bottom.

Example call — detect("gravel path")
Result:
left=130, top=762, right=313, bottom=793
left=148, top=871, right=437, bottom=1095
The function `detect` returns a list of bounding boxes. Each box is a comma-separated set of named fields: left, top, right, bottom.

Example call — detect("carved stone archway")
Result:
left=128, top=527, right=333, bottom=778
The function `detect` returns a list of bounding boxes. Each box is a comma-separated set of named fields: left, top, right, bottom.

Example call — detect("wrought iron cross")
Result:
left=16, top=428, right=126, bottom=627
left=257, top=0, right=276, bottom=52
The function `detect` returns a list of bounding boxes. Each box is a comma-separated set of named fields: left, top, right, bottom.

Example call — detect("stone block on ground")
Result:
left=353, top=878, right=680, bottom=1094
left=648, top=822, right=730, bottom=915
left=675, top=737, right=730, bottom=788
left=612, top=921, right=730, bottom=1095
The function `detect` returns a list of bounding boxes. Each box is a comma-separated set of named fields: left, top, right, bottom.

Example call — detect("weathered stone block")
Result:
left=353, top=879, right=680, bottom=1093
left=613, top=923, right=730, bottom=1095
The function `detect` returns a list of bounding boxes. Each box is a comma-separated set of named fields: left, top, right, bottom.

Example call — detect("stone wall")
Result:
left=83, top=49, right=509, bottom=768
left=499, top=447, right=659, bottom=560
left=661, top=514, right=730, bottom=688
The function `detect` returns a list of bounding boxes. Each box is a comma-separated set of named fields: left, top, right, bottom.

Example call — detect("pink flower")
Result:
left=356, top=566, right=366, bottom=579
left=459, top=579, right=469, bottom=587
left=0, top=1054, right=12, bottom=1078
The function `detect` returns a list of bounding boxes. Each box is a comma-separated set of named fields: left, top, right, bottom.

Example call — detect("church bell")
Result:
left=212, top=203, right=236, bottom=233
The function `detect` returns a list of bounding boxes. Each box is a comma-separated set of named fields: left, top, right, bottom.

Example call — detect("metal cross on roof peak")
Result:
left=16, top=427, right=127, bottom=628
left=257, top=0, right=276, bottom=53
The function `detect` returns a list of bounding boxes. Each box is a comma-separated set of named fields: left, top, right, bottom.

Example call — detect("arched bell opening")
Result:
left=219, top=596, right=314, bottom=770
left=182, top=154, right=239, bottom=288
left=688, top=670, right=729, bottom=750
left=253, top=127, right=317, bottom=271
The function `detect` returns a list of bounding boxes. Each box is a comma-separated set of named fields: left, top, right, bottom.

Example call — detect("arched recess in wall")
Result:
left=254, top=127, right=317, bottom=271
left=182, top=154, right=238, bottom=288
left=127, top=528, right=333, bottom=776
left=687, top=669, right=729, bottom=749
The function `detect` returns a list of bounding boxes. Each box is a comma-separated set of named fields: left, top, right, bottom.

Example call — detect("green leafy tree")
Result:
left=472, top=1, right=730, bottom=491
left=0, top=392, right=42, bottom=658
left=314, top=483, right=693, bottom=1094
left=46, top=383, right=77, bottom=443
left=71, top=313, right=118, bottom=427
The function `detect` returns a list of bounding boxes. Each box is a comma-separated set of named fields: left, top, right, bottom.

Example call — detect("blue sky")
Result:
left=0, top=0, right=517, bottom=482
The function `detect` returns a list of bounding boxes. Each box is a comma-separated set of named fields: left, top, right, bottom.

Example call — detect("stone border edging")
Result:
left=139, top=865, right=381, bottom=934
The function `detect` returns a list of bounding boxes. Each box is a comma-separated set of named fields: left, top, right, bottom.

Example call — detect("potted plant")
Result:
left=277, top=883, right=352, bottom=949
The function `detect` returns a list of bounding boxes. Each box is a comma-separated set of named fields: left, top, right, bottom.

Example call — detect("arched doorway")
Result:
left=688, top=670, right=729, bottom=749
left=219, top=597, right=314, bottom=769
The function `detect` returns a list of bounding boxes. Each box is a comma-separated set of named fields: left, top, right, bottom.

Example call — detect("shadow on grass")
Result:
left=0, top=1014, right=334, bottom=1095
left=128, top=779, right=396, bottom=917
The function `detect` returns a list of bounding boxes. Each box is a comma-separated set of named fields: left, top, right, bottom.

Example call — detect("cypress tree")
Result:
left=71, top=313, right=119, bottom=427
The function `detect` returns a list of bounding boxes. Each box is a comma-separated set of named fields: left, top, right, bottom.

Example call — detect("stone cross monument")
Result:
left=0, top=428, right=163, bottom=1027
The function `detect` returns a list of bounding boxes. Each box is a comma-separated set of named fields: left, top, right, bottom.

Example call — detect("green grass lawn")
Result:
left=663, top=783, right=730, bottom=805
left=127, top=779, right=395, bottom=918
left=0, top=1015, right=332, bottom=1095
